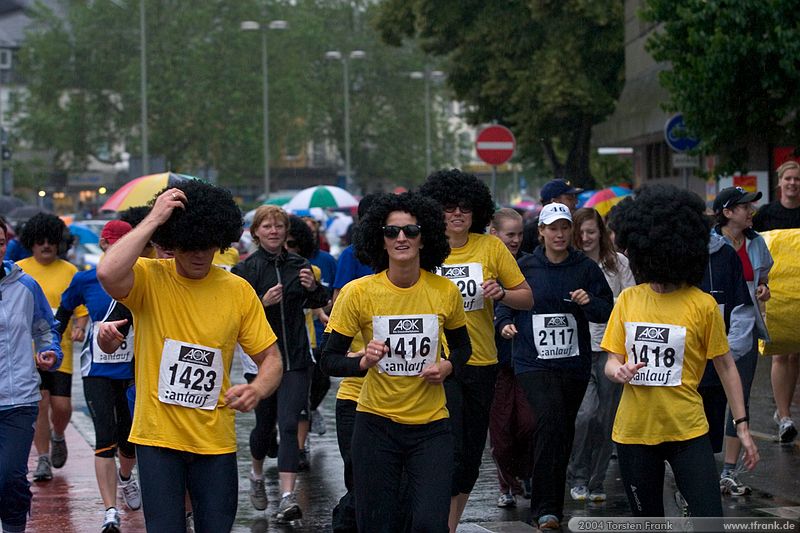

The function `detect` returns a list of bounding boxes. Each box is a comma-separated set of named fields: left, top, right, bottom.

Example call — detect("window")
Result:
left=0, top=49, right=10, bottom=70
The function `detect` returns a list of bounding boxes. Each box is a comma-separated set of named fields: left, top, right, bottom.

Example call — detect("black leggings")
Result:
left=617, top=434, right=723, bottom=517
left=83, top=376, right=135, bottom=458
left=247, top=369, right=309, bottom=472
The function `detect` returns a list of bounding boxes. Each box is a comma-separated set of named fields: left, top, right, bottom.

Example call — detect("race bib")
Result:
left=372, top=314, right=439, bottom=376
left=624, top=322, right=685, bottom=387
left=91, top=322, right=134, bottom=364
left=158, top=339, right=223, bottom=410
left=438, top=263, right=484, bottom=312
left=532, top=314, right=579, bottom=359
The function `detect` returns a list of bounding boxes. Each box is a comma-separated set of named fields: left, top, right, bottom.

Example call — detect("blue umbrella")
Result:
left=69, top=223, right=100, bottom=244
left=576, top=190, right=596, bottom=209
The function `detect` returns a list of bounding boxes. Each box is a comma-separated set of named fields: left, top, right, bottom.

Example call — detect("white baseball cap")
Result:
left=538, top=202, right=572, bottom=226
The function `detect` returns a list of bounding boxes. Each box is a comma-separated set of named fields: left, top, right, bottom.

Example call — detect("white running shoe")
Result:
left=118, top=470, right=142, bottom=510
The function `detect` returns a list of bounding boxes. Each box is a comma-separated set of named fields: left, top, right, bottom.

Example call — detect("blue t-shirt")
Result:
left=60, top=269, right=134, bottom=380
left=333, top=245, right=373, bottom=290
left=5, top=239, right=31, bottom=262
left=309, top=249, right=337, bottom=341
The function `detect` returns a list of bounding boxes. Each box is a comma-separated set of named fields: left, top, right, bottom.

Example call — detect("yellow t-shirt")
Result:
left=601, top=284, right=729, bottom=445
left=212, top=247, right=240, bottom=272
left=16, top=257, right=89, bottom=375
left=335, top=334, right=365, bottom=402
left=121, top=258, right=277, bottom=454
left=305, top=264, right=323, bottom=349
left=439, top=233, right=525, bottom=366
left=327, top=270, right=466, bottom=424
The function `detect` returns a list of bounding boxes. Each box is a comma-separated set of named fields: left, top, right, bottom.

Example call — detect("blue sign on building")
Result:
left=664, top=113, right=700, bottom=153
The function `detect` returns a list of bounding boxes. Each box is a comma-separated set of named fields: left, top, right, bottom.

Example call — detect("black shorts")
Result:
left=38, top=370, right=72, bottom=397
left=83, top=376, right=135, bottom=458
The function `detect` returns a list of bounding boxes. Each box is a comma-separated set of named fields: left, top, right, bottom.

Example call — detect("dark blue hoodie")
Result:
left=495, top=247, right=613, bottom=380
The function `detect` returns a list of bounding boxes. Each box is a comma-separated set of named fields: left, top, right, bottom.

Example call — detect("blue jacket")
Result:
left=0, top=260, right=63, bottom=408
left=495, top=247, right=613, bottom=380
left=712, top=226, right=773, bottom=342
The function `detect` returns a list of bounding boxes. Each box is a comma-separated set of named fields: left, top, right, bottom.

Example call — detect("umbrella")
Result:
left=7, top=205, right=49, bottom=224
left=512, top=200, right=539, bottom=211
left=576, top=190, right=596, bottom=208
left=0, top=195, right=25, bottom=215
left=100, top=172, right=198, bottom=212
left=583, top=186, right=633, bottom=216
left=263, top=195, right=293, bottom=206
left=68, top=223, right=100, bottom=245
left=284, top=185, right=358, bottom=211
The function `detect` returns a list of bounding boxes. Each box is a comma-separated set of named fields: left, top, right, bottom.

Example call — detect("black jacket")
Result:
left=233, top=247, right=330, bottom=371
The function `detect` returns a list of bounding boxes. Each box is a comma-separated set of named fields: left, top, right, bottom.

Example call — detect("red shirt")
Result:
left=736, top=241, right=754, bottom=282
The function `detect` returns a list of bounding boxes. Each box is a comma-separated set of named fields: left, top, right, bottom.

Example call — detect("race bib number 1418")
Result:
left=624, top=322, right=685, bottom=387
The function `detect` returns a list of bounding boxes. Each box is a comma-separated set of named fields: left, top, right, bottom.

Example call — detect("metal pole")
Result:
left=0, top=74, right=4, bottom=196
left=261, top=29, right=271, bottom=198
left=424, top=66, right=431, bottom=176
left=343, top=58, right=351, bottom=189
left=140, top=0, right=149, bottom=175
left=491, top=165, right=497, bottom=201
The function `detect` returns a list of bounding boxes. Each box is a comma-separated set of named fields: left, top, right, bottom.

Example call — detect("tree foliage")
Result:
left=13, top=0, right=449, bottom=190
left=373, top=0, right=625, bottom=188
left=642, top=0, right=800, bottom=169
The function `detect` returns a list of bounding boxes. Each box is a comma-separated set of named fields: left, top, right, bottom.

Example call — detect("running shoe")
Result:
left=33, top=455, right=53, bottom=482
left=774, top=411, right=798, bottom=443
left=50, top=433, right=68, bottom=468
left=186, top=511, right=195, bottom=533
left=249, top=474, right=268, bottom=511
left=720, top=472, right=751, bottom=496
left=275, top=493, right=302, bottom=522
left=569, top=485, right=588, bottom=501
left=497, top=492, right=516, bottom=508
left=101, top=507, right=121, bottom=533
left=311, top=408, right=327, bottom=436
left=537, top=514, right=560, bottom=530
left=297, top=447, right=310, bottom=472
left=588, top=490, right=607, bottom=502
left=118, top=470, right=142, bottom=510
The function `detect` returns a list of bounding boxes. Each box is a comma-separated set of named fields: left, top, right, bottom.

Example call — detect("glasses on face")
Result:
left=443, top=203, right=473, bottom=214
left=382, top=224, right=422, bottom=239
left=286, top=240, right=298, bottom=248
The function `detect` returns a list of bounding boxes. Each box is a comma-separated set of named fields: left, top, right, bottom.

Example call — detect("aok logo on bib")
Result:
left=158, top=339, right=223, bottom=410
left=438, top=262, right=485, bottom=312
left=624, top=322, right=685, bottom=387
left=373, top=314, right=439, bottom=376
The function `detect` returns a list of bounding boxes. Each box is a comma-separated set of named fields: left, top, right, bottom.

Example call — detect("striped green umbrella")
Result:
left=284, top=185, right=358, bottom=210
left=263, top=195, right=293, bottom=206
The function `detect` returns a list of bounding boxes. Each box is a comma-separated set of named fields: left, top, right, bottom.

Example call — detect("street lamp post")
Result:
left=325, top=50, right=365, bottom=189
left=241, top=19, right=287, bottom=201
left=409, top=67, right=445, bottom=176
left=140, top=0, right=148, bottom=175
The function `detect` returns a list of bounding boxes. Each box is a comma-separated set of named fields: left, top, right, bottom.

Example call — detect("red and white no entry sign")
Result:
left=475, top=125, right=516, bottom=166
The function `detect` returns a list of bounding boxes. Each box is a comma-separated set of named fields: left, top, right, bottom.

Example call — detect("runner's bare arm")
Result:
left=226, top=341, right=283, bottom=412
left=98, top=188, right=186, bottom=299
left=605, top=352, right=645, bottom=384
left=714, top=351, right=760, bottom=470
left=496, top=280, right=533, bottom=310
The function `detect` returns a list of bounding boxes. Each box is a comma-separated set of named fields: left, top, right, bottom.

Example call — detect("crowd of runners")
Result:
left=0, top=161, right=799, bottom=532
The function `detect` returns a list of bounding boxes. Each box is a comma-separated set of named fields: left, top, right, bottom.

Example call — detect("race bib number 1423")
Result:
left=624, top=322, right=685, bottom=387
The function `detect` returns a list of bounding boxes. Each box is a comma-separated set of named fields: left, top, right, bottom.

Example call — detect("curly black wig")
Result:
left=354, top=192, right=450, bottom=273
left=19, top=212, right=66, bottom=249
left=418, top=168, right=495, bottom=233
left=150, top=180, right=242, bottom=252
left=287, top=215, right=315, bottom=259
left=119, top=206, right=151, bottom=228
left=613, top=184, right=709, bottom=286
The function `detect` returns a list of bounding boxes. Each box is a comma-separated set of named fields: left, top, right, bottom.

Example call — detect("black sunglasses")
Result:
left=382, top=224, right=422, bottom=239
left=443, top=203, right=473, bottom=213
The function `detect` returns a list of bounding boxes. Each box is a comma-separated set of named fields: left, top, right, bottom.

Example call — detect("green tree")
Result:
left=373, top=0, right=625, bottom=189
left=642, top=0, right=800, bottom=169
left=13, top=0, right=446, bottom=190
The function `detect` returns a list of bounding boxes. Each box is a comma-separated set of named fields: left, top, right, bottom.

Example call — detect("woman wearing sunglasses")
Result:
left=419, top=169, right=532, bottom=532
left=495, top=203, right=613, bottom=530
left=320, top=192, right=472, bottom=533
left=232, top=205, right=330, bottom=522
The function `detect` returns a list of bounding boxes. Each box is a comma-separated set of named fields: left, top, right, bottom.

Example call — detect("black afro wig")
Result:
left=354, top=192, right=450, bottom=273
left=418, top=168, right=495, bottom=233
left=613, top=184, right=709, bottom=286
left=287, top=215, right=315, bottom=259
left=19, top=212, right=66, bottom=249
left=119, top=206, right=151, bottom=228
left=150, top=180, right=242, bottom=252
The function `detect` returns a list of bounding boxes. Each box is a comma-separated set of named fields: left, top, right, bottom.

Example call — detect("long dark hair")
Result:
left=572, top=208, right=618, bottom=272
